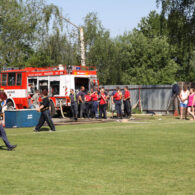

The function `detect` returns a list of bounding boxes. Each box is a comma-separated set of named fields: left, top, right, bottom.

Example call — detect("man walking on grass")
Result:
left=0, top=123, right=17, bottom=151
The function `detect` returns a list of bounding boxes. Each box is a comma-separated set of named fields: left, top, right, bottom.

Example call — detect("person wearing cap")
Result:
left=0, top=122, right=17, bottom=151
left=85, top=91, right=92, bottom=118
left=113, top=87, right=123, bottom=119
left=69, top=89, right=78, bottom=121
left=91, top=89, right=99, bottom=118
left=34, top=89, right=55, bottom=132
left=99, top=88, right=107, bottom=119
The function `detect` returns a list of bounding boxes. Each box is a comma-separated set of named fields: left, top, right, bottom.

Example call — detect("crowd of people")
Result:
left=70, top=86, right=132, bottom=121
left=0, top=85, right=132, bottom=151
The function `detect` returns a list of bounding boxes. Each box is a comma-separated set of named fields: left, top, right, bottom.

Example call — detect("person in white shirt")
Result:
left=179, top=84, right=189, bottom=119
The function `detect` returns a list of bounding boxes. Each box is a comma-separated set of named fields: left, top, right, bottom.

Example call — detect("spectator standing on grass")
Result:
left=111, top=89, right=116, bottom=118
left=77, top=86, right=85, bottom=118
left=34, top=89, right=55, bottom=132
left=99, top=88, right=107, bottom=119
left=187, top=88, right=195, bottom=120
left=123, top=86, right=131, bottom=118
left=0, top=122, right=17, bottom=151
left=91, top=89, right=99, bottom=118
left=113, top=87, right=123, bottom=119
left=85, top=91, right=92, bottom=118
left=166, top=82, right=180, bottom=114
left=179, top=84, right=189, bottom=120
left=70, top=89, right=78, bottom=121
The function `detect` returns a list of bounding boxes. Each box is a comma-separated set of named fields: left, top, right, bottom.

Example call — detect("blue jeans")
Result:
left=0, top=124, right=12, bottom=148
left=115, top=100, right=122, bottom=116
left=93, top=101, right=99, bottom=118
left=71, top=102, right=78, bottom=118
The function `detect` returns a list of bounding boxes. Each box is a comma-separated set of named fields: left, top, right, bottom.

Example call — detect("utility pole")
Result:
left=62, top=17, right=86, bottom=66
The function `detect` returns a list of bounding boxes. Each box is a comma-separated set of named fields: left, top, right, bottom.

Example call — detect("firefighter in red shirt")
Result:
left=91, top=89, right=99, bottom=118
left=123, top=86, right=131, bottom=118
left=113, top=87, right=123, bottom=119
left=99, top=88, right=107, bottom=119
left=85, top=91, right=92, bottom=118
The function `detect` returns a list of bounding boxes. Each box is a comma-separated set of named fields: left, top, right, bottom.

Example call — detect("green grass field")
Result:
left=0, top=116, right=194, bottom=195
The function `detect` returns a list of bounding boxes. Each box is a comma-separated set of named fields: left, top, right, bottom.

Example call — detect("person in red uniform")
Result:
left=99, top=88, right=107, bottom=119
left=113, top=87, right=123, bottom=119
left=123, top=86, right=131, bottom=118
left=85, top=91, right=92, bottom=118
left=91, top=89, right=99, bottom=118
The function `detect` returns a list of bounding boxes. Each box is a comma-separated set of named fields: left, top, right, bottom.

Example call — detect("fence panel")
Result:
left=101, top=85, right=173, bottom=113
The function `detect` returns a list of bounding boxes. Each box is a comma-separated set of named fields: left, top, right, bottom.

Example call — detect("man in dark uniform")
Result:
left=166, top=82, right=180, bottom=114
left=34, top=89, right=55, bottom=132
left=123, top=86, right=131, bottom=118
left=70, top=89, right=78, bottom=121
left=0, top=123, right=17, bottom=151
left=77, top=86, right=86, bottom=118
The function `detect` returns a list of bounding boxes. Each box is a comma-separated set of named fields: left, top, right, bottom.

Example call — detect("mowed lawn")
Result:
left=0, top=117, right=194, bottom=194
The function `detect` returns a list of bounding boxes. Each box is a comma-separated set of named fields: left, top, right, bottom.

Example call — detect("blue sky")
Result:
left=46, top=0, right=160, bottom=37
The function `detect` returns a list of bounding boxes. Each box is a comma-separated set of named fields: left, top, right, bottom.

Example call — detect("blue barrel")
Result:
left=5, top=110, right=41, bottom=128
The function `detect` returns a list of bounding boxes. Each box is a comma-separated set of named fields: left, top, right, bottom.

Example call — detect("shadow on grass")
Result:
left=0, top=145, right=8, bottom=150
left=39, top=128, right=50, bottom=132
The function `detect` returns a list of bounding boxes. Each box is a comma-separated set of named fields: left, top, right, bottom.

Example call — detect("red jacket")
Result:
left=124, top=90, right=130, bottom=99
left=91, top=93, right=98, bottom=101
left=85, top=95, right=92, bottom=102
left=99, top=93, right=107, bottom=105
left=113, top=92, right=122, bottom=101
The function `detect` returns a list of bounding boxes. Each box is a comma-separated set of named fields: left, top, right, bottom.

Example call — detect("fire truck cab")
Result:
left=0, top=65, right=98, bottom=116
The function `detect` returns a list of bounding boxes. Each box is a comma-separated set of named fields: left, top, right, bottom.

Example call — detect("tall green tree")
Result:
left=0, top=0, right=62, bottom=67
left=117, top=31, right=178, bottom=84
left=156, top=0, right=195, bottom=81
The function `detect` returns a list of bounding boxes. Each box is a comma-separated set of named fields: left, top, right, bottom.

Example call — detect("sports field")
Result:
left=0, top=116, right=194, bottom=194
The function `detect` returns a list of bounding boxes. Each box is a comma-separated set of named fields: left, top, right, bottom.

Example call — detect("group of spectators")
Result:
left=178, top=84, right=195, bottom=120
left=70, top=86, right=132, bottom=121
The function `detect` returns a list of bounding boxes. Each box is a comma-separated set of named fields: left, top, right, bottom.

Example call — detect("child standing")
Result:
left=187, top=88, right=195, bottom=120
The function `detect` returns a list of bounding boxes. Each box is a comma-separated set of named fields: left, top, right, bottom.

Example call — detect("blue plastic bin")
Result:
left=5, top=110, right=41, bottom=128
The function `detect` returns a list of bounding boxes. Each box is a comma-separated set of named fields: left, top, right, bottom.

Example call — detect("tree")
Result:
left=116, top=31, right=178, bottom=84
left=156, top=0, right=195, bottom=81
left=83, top=12, right=119, bottom=84
left=0, top=0, right=62, bottom=67
left=137, top=11, right=164, bottom=38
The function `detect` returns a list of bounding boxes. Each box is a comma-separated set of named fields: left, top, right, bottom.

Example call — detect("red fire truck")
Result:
left=0, top=65, right=98, bottom=116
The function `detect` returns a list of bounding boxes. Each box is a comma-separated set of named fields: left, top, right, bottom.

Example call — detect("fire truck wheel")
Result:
left=7, top=101, right=14, bottom=110
left=49, top=101, right=56, bottom=117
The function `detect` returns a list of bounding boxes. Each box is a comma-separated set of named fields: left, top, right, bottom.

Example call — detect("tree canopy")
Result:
left=0, top=0, right=195, bottom=84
